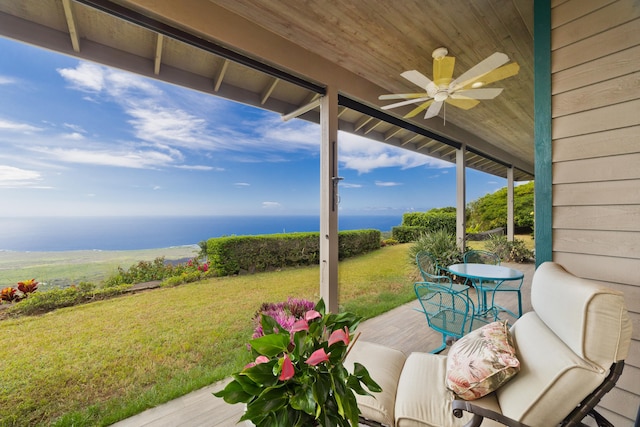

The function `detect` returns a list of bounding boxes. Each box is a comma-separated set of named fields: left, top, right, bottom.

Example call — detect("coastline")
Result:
left=0, top=245, right=200, bottom=288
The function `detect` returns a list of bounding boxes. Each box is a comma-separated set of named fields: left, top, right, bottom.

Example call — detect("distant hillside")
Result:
left=467, top=182, right=534, bottom=232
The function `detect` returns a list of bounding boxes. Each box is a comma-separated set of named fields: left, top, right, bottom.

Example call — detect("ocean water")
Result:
left=0, top=215, right=402, bottom=252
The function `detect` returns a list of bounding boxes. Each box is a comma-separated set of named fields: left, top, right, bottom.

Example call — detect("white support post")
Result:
left=507, top=167, right=515, bottom=241
left=319, top=87, right=339, bottom=313
left=456, top=146, right=466, bottom=252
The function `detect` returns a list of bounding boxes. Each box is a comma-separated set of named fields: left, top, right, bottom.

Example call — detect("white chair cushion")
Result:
left=496, top=312, right=607, bottom=426
left=531, top=262, right=632, bottom=367
left=345, top=340, right=407, bottom=427
left=395, top=353, right=502, bottom=427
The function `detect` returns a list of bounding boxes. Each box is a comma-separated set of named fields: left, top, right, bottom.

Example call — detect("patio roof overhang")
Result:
left=0, top=0, right=535, bottom=181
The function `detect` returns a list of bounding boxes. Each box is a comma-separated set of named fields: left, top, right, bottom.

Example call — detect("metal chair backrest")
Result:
left=414, top=281, right=482, bottom=342
left=416, top=251, right=441, bottom=280
left=463, top=249, right=500, bottom=265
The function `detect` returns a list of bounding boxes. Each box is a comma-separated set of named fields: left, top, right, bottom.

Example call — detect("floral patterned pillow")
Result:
left=445, top=320, right=520, bottom=400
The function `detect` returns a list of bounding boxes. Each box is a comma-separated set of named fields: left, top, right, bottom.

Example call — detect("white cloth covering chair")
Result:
left=345, top=262, right=632, bottom=427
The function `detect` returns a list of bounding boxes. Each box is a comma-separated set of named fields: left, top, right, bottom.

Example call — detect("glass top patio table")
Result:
left=446, top=263, right=524, bottom=318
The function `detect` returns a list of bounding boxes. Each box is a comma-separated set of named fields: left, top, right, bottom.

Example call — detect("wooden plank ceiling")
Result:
left=0, top=0, right=535, bottom=181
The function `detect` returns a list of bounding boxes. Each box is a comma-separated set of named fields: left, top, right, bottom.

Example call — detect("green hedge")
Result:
left=207, top=229, right=381, bottom=276
left=392, top=211, right=457, bottom=243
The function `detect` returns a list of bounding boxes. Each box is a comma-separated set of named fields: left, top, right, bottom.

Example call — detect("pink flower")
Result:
left=243, top=355, right=271, bottom=370
left=306, top=348, right=330, bottom=366
left=255, top=355, right=270, bottom=364
left=290, top=319, right=309, bottom=333
left=328, top=327, right=349, bottom=346
left=304, top=310, right=322, bottom=321
left=279, top=354, right=295, bottom=380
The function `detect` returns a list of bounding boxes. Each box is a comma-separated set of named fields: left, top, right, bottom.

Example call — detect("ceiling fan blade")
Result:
left=458, top=62, right=520, bottom=90
left=449, top=52, right=509, bottom=90
left=379, top=93, right=429, bottom=100
left=381, top=96, right=432, bottom=110
left=424, top=101, right=443, bottom=119
left=401, top=70, right=434, bottom=90
left=445, top=97, right=481, bottom=110
left=404, top=99, right=435, bottom=118
left=451, top=88, right=504, bottom=99
left=433, top=56, right=455, bottom=86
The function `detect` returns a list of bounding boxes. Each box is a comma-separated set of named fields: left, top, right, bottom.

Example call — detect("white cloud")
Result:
left=0, top=165, right=43, bottom=187
left=64, top=123, right=86, bottom=133
left=174, top=165, right=219, bottom=171
left=61, top=132, right=85, bottom=140
left=338, top=132, right=452, bottom=174
left=340, top=183, right=362, bottom=188
left=262, top=201, right=282, bottom=209
left=234, top=182, right=250, bottom=187
left=0, top=119, right=41, bottom=133
left=375, top=181, right=402, bottom=187
left=34, top=147, right=175, bottom=169
left=58, top=62, right=105, bottom=92
left=0, top=75, right=16, bottom=85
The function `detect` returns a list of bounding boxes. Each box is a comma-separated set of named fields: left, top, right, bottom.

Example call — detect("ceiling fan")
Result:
left=379, top=47, right=520, bottom=120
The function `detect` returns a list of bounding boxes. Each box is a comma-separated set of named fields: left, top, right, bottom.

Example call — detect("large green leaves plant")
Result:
left=214, top=299, right=381, bottom=427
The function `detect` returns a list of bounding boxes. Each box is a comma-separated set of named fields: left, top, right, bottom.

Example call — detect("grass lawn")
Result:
left=0, top=244, right=417, bottom=427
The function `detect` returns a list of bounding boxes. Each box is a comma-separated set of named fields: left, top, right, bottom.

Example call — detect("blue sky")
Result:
left=0, top=37, right=507, bottom=217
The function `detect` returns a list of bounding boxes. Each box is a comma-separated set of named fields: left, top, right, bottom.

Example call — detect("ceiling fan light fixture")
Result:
left=432, top=47, right=448, bottom=61
left=434, top=91, right=448, bottom=102
left=471, top=81, right=484, bottom=88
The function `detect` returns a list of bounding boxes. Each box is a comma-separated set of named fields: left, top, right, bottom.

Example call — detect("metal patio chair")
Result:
left=416, top=251, right=468, bottom=294
left=414, top=280, right=489, bottom=354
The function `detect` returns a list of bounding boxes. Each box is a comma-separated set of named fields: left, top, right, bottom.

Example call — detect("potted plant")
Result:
left=214, top=298, right=381, bottom=426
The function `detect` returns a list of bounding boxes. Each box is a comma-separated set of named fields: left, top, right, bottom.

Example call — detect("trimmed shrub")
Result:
left=393, top=211, right=457, bottom=243
left=391, top=226, right=424, bottom=243
left=207, top=229, right=381, bottom=276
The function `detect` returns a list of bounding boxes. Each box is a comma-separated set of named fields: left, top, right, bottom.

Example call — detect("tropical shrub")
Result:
left=408, top=229, right=465, bottom=270
left=6, top=284, right=131, bottom=316
left=103, top=257, right=210, bottom=287
left=0, top=279, right=39, bottom=304
left=484, top=235, right=534, bottom=263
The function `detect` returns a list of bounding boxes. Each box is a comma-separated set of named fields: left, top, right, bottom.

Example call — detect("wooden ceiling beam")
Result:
left=354, top=116, right=373, bottom=132
left=62, top=0, right=81, bottom=52
left=364, top=119, right=382, bottom=134
left=213, top=59, right=229, bottom=92
left=261, top=77, right=279, bottom=105
left=384, top=127, right=403, bottom=141
left=154, top=33, right=163, bottom=75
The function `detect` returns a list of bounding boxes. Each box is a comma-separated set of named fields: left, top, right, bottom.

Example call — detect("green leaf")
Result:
left=312, top=374, right=330, bottom=406
left=212, top=379, right=252, bottom=404
left=253, top=387, right=289, bottom=413
left=260, top=313, right=282, bottom=335
left=342, top=390, right=360, bottom=427
left=289, top=384, right=315, bottom=415
left=243, top=361, right=279, bottom=386
left=353, top=362, right=382, bottom=392
left=233, top=372, right=263, bottom=395
left=250, top=333, right=290, bottom=357
left=315, top=298, right=326, bottom=316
